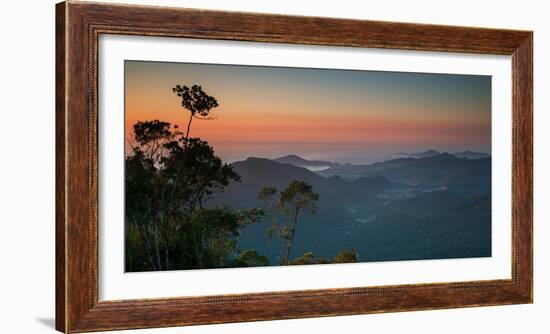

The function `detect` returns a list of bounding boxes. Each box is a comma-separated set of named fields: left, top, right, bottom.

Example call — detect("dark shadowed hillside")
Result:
left=213, top=157, right=395, bottom=209
left=207, top=155, right=491, bottom=264
left=319, top=153, right=491, bottom=191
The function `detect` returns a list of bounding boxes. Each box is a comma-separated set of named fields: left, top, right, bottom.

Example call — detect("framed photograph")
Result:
left=56, top=1, right=532, bottom=332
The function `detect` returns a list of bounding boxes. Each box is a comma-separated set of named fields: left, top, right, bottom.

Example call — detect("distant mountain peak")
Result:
left=230, top=156, right=326, bottom=187
left=393, top=149, right=491, bottom=160
left=452, top=151, right=490, bottom=159
left=428, top=152, right=458, bottom=160
left=273, top=154, right=336, bottom=167
left=243, top=156, right=272, bottom=163
left=394, top=149, right=442, bottom=159
left=278, top=154, right=302, bottom=159
left=274, top=154, right=310, bottom=163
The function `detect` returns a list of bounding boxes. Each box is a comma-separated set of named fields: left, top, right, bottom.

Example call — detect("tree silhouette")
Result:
left=172, top=84, right=219, bottom=142
left=185, top=207, right=241, bottom=268
left=125, top=119, right=242, bottom=271
left=162, top=137, right=240, bottom=210
left=258, top=181, right=319, bottom=265
left=236, top=249, right=270, bottom=267
left=126, top=121, right=174, bottom=270
left=279, top=181, right=319, bottom=264
left=332, top=250, right=358, bottom=263
left=258, top=186, right=279, bottom=239
left=130, top=120, right=174, bottom=167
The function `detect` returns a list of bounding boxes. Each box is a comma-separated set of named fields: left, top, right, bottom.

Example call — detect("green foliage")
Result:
left=257, top=187, right=279, bottom=239
left=125, top=148, right=155, bottom=215
left=257, top=180, right=320, bottom=265
left=288, top=252, right=330, bottom=265
left=125, top=113, right=249, bottom=271
left=125, top=222, right=153, bottom=272
left=279, top=180, right=319, bottom=215
left=288, top=250, right=358, bottom=266
left=333, top=250, right=359, bottom=263
left=237, top=249, right=270, bottom=267
left=235, top=208, right=265, bottom=226
left=161, top=137, right=240, bottom=209
left=258, top=186, right=277, bottom=204
left=181, top=207, right=241, bottom=268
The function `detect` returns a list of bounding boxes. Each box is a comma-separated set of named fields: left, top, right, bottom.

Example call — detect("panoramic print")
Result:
left=124, top=60, right=492, bottom=272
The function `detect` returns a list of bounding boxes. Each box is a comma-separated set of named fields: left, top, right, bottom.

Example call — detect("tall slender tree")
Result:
left=172, top=84, right=219, bottom=142
left=279, top=181, right=319, bottom=265
left=258, top=181, right=319, bottom=265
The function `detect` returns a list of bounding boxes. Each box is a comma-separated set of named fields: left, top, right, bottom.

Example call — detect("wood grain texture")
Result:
left=55, top=1, right=533, bottom=332
left=55, top=2, right=67, bottom=332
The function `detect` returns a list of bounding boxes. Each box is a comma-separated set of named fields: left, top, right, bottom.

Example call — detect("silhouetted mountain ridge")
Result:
left=212, top=157, right=395, bottom=210
left=319, top=153, right=490, bottom=190
left=394, top=149, right=489, bottom=160
left=206, top=153, right=491, bottom=264
left=273, top=154, right=338, bottom=167
left=452, top=151, right=490, bottom=159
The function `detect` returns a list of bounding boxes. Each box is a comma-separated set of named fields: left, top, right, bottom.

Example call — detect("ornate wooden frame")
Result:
left=56, top=1, right=533, bottom=332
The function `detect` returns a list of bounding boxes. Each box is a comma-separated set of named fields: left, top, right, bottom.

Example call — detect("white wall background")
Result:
left=0, top=0, right=546, bottom=333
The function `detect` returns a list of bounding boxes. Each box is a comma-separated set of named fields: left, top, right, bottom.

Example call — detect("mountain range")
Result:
left=273, top=154, right=338, bottom=167
left=272, top=150, right=490, bottom=177
left=394, top=149, right=490, bottom=160
left=320, top=152, right=490, bottom=190
left=208, top=151, right=492, bottom=264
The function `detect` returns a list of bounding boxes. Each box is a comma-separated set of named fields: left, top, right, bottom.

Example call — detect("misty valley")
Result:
left=213, top=150, right=492, bottom=265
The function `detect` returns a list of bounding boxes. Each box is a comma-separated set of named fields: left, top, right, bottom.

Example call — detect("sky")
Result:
left=125, top=60, right=491, bottom=164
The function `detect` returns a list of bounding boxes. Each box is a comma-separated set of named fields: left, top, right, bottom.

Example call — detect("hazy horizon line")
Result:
left=226, top=149, right=492, bottom=165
